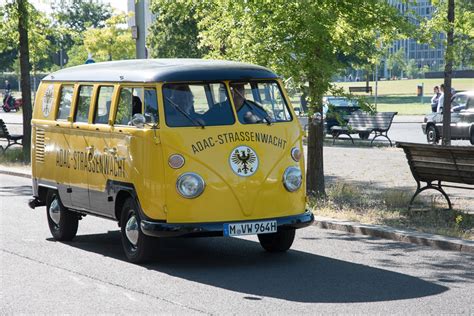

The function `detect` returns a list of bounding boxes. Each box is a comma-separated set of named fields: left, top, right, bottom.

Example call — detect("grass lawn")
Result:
left=334, top=78, right=474, bottom=95
left=311, top=183, right=474, bottom=240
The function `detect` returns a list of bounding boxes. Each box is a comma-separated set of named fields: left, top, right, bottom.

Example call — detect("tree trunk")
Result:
left=18, top=0, right=32, bottom=162
left=442, top=0, right=455, bottom=146
left=306, top=81, right=325, bottom=198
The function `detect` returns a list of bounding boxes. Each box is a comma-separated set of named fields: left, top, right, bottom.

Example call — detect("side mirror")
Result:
left=131, top=113, right=146, bottom=128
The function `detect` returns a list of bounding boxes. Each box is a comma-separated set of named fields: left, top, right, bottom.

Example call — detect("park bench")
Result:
left=396, top=142, right=474, bottom=210
left=330, top=111, right=398, bottom=146
left=0, top=119, right=23, bottom=153
left=349, top=86, right=373, bottom=94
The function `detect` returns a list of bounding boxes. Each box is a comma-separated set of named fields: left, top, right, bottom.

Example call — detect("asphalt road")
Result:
left=1, top=174, right=473, bottom=314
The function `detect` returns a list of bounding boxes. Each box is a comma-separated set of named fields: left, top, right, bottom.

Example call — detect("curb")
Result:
left=314, top=216, right=474, bottom=254
left=0, top=168, right=31, bottom=179
left=1, top=168, right=473, bottom=254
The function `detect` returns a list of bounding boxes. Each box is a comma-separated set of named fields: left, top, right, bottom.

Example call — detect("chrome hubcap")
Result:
left=49, top=198, right=61, bottom=225
left=125, top=213, right=139, bottom=246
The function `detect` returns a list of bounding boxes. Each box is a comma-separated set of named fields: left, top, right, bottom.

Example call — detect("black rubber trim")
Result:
left=140, top=210, right=314, bottom=238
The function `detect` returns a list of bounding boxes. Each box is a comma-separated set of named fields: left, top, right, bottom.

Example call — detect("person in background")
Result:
left=430, top=86, right=440, bottom=113
left=437, top=84, right=445, bottom=113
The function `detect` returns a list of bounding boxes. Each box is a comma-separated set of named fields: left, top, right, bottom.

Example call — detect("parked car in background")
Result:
left=323, top=96, right=367, bottom=137
left=422, top=90, right=474, bottom=145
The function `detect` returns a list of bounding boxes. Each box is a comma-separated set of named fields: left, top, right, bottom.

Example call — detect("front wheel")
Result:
left=120, top=197, right=153, bottom=263
left=46, top=191, right=79, bottom=241
left=426, top=125, right=439, bottom=144
left=258, top=229, right=295, bottom=252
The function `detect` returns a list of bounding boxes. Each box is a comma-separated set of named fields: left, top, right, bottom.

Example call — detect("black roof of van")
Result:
left=42, top=59, right=279, bottom=83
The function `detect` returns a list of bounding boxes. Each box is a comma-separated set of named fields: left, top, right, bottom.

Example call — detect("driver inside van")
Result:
left=231, top=83, right=271, bottom=124
left=164, top=84, right=203, bottom=126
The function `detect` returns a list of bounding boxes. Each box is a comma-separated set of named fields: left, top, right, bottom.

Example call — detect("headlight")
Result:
left=176, top=173, right=205, bottom=198
left=283, top=167, right=302, bottom=192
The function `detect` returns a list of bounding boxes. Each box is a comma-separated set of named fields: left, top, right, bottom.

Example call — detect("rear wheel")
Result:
left=258, top=229, right=295, bottom=252
left=120, top=197, right=153, bottom=263
left=46, top=191, right=78, bottom=241
left=470, top=129, right=474, bottom=145
left=426, top=125, right=439, bottom=144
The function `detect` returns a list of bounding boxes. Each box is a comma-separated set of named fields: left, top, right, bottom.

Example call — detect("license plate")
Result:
left=224, top=220, right=277, bottom=237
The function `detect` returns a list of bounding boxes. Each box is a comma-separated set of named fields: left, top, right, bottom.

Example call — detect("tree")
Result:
left=51, top=0, right=113, bottom=67
left=386, top=49, right=407, bottom=79
left=148, top=0, right=208, bottom=58
left=0, top=3, right=55, bottom=73
left=53, top=0, right=112, bottom=33
left=18, top=0, right=32, bottom=162
left=420, top=0, right=474, bottom=70
left=82, top=14, right=135, bottom=62
left=421, top=0, right=470, bottom=145
left=197, top=1, right=411, bottom=196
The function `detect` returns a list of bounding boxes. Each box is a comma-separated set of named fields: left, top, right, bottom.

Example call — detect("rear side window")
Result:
left=56, top=85, right=74, bottom=120
left=75, top=85, right=93, bottom=123
left=94, top=86, right=114, bottom=124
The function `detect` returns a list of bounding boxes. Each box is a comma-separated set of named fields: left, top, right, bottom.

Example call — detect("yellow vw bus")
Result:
left=29, top=59, right=314, bottom=263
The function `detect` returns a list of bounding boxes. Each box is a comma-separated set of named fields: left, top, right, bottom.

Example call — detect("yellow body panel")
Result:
left=32, top=79, right=305, bottom=223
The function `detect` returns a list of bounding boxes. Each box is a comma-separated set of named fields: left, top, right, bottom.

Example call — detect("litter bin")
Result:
left=417, top=84, right=423, bottom=97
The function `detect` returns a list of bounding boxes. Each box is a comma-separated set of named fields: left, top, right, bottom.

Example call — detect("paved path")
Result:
left=1, top=174, right=473, bottom=314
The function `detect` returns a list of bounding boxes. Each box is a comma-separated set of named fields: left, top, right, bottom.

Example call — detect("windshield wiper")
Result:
left=165, top=96, right=205, bottom=128
left=244, top=99, right=273, bottom=125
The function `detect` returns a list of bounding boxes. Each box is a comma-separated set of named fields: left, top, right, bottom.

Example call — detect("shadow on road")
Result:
left=55, top=230, right=449, bottom=303
left=0, top=185, right=32, bottom=197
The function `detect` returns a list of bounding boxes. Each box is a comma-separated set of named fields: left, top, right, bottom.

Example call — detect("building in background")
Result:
left=384, top=0, right=445, bottom=78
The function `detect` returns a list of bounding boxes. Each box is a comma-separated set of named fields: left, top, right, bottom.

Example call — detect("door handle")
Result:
left=85, top=146, right=94, bottom=151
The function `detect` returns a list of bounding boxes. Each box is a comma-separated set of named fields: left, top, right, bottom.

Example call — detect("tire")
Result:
left=258, top=229, right=295, bottom=253
left=426, top=125, right=439, bottom=144
left=470, top=129, right=474, bottom=145
left=120, top=197, right=153, bottom=263
left=46, top=191, right=79, bottom=241
left=358, top=132, right=370, bottom=140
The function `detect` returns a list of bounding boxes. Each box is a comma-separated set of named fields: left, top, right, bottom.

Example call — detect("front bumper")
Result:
left=141, top=210, right=315, bottom=238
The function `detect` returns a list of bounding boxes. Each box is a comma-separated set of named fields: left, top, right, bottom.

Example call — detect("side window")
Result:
left=115, top=87, right=155, bottom=126
left=94, top=86, right=114, bottom=124
left=56, top=85, right=73, bottom=120
left=74, top=85, right=93, bottom=123
left=144, top=88, right=158, bottom=124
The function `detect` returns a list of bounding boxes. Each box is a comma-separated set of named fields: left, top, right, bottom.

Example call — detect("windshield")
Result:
left=230, top=81, right=292, bottom=124
left=163, top=83, right=235, bottom=127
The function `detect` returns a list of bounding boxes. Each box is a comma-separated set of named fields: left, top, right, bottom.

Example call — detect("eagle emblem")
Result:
left=42, top=84, right=54, bottom=118
left=229, top=146, right=259, bottom=177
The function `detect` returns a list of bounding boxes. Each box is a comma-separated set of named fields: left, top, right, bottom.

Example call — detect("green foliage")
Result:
left=53, top=0, right=112, bottom=33
left=0, top=2, right=55, bottom=72
left=197, top=1, right=412, bottom=112
left=82, top=14, right=135, bottom=62
left=148, top=0, right=208, bottom=58
left=386, top=49, right=407, bottom=79
left=420, top=0, right=474, bottom=69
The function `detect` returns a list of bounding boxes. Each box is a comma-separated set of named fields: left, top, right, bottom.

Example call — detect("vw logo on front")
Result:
left=229, top=145, right=259, bottom=177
